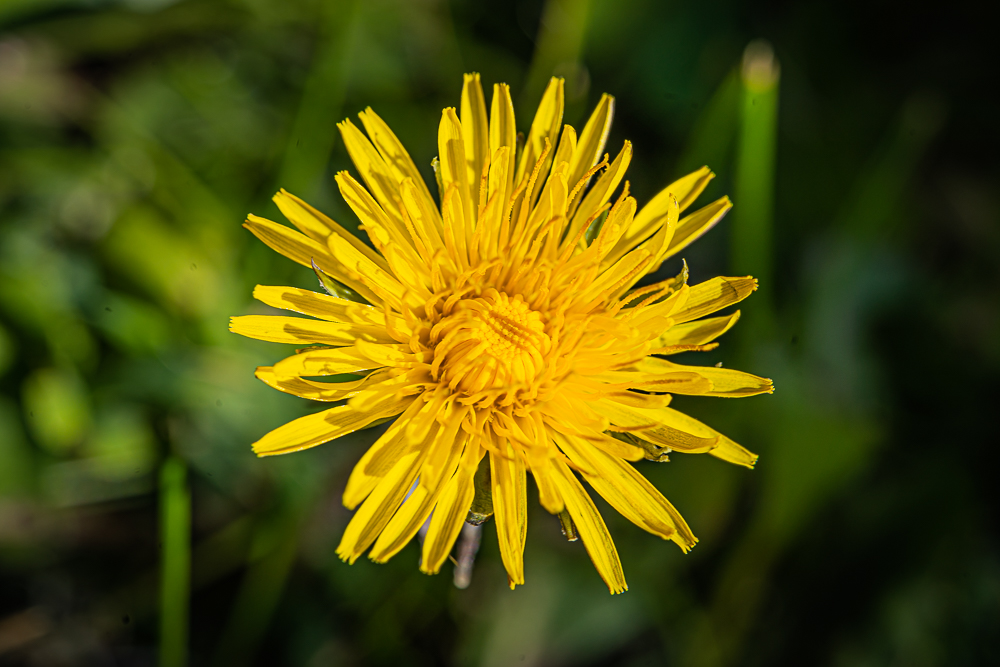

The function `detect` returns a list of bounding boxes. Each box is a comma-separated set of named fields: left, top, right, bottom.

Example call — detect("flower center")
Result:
left=431, top=289, right=551, bottom=399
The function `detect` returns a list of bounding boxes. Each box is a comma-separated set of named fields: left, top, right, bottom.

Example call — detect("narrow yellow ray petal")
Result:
left=325, top=227, right=413, bottom=308
left=342, top=399, right=424, bottom=509
left=600, top=400, right=757, bottom=467
left=254, top=367, right=387, bottom=402
left=489, top=83, right=517, bottom=202
left=628, top=166, right=715, bottom=249
left=252, top=396, right=410, bottom=457
left=592, top=190, right=640, bottom=261
left=438, top=107, right=475, bottom=230
left=597, top=399, right=719, bottom=454
left=550, top=124, right=577, bottom=179
left=353, top=339, right=415, bottom=369
left=617, top=371, right=713, bottom=395
left=515, top=77, right=564, bottom=204
left=461, top=73, right=490, bottom=207
left=574, top=210, right=663, bottom=308
left=603, top=390, right=674, bottom=409
left=671, top=276, right=757, bottom=324
left=568, top=140, right=632, bottom=241
left=604, top=189, right=679, bottom=269
left=660, top=196, right=733, bottom=262
left=491, top=441, right=527, bottom=588
left=588, top=431, right=645, bottom=461
left=637, top=358, right=774, bottom=397
left=369, top=431, right=466, bottom=563
left=337, top=118, right=407, bottom=227
left=420, top=441, right=482, bottom=574
left=553, top=431, right=697, bottom=550
left=358, top=107, right=439, bottom=223
left=229, top=315, right=393, bottom=346
left=657, top=311, right=741, bottom=347
left=334, top=172, right=431, bottom=297
left=243, top=215, right=380, bottom=304
left=336, top=444, right=427, bottom=563
left=550, top=460, right=627, bottom=594
left=252, top=285, right=387, bottom=327
left=273, top=346, right=386, bottom=377
left=400, top=177, right=447, bottom=254
left=480, top=146, right=511, bottom=258
left=530, top=454, right=564, bottom=514
left=273, top=189, right=391, bottom=272
left=567, top=93, right=614, bottom=216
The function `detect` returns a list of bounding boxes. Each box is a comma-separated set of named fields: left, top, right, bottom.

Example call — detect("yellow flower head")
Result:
left=231, top=74, right=773, bottom=593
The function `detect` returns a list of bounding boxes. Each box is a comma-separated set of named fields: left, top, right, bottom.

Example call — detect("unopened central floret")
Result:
left=430, top=288, right=551, bottom=399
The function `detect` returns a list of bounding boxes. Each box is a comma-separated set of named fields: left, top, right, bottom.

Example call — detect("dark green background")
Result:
left=1, top=0, right=997, bottom=665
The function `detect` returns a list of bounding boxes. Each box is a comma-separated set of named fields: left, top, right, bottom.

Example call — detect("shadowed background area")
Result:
left=0, top=0, right=997, bottom=665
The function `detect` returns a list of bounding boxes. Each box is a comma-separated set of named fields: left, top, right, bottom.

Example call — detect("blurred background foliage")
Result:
left=0, top=0, right=997, bottom=665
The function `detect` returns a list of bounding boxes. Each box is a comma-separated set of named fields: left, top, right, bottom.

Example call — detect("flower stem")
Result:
left=159, top=457, right=190, bottom=667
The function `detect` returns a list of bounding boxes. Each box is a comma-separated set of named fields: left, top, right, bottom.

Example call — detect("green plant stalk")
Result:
left=159, top=457, right=191, bottom=667
left=733, top=41, right=780, bottom=326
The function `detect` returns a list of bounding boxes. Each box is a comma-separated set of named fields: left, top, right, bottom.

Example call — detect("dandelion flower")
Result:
left=231, top=74, right=772, bottom=593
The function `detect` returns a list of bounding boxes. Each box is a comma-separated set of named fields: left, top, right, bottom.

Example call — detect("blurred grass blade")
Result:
left=211, top=508, right=301, bottom=666
left=278, top=0, right=361, bottom=198
left=676, top=69, right=740, bottom=177
left=159, top=457, right=191, bottom=667
left=521, top=0, right=591, bottom=110
left=733, top=40, right=780, bottom=323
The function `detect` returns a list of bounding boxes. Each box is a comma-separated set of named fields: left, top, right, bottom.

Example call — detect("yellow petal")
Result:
left=353, top=339, right=415, bottom=368
left=254, top=366, right=387, bottom=402
left=478, top=146, right=511, bottom=258
left=229, top=315, right=393, bottom=346
left=636, top=357, right=774, bottom=397
left=603, top=390, right=674, bottom=409
left=252, top=285, right=386, bottom=327
left=252, top=397, right=410, bottom=457
left=553, top=431, right=697, bottom=550
left=490, top=440, right=527, bottom=588
left=617, top=371, right=713, bottom=395
left=336, top=444, right=427, bottom=563
left=273, top=346, right=387, bottom=377
left=628, top=167, right=714, bottom=252
left=337, top=119, right=407, bottom=229
left=604, top=187, right=679, bottom=269
left=324, top=223, right=413, bottom=308
left=461, top=73, right=490, bottom=208
left=334, top=171, right=430, bottom=297
left=357, top=107, right=439, bottom=225
left=575, top=209, right=664, bottom=307
left=597, top=399, right=719, bottom=454
left=601, top=400, right=757, bottom=467
left=530, top=456, right=564, bottom=514
left=550, top=459, right=627, bottom=594
left=243, top=215, right=380, bottom=304
left=671, top=276, right=757, bottom=324
left=658, top=311, right=741, bottom=347
left=515, top=77, right=564, bottom=203
left=273, top=189, right=390, bottom=272
left=342, top=399, right=424, bottom=509
left=550, top=124, right=577, bottom=180
left=438, top=107, right=474, bottom=230
left=568, top=140, right=632, bottom=241
left=420, top=441, right=482, bottom=574
left=489, top=83, right=517, bottom=213
left=369, top=428, right=466, bottom=563
left=661, top=196, right=732, bottom=262
left=567, top=93, right=614, bottom=216
left=400, top=177, right=447, bottom=255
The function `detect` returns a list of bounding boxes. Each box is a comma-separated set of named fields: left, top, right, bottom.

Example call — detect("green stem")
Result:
left=733, top=40, right=780, bottom=330
left=159, top=457, right=191, bottom=667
